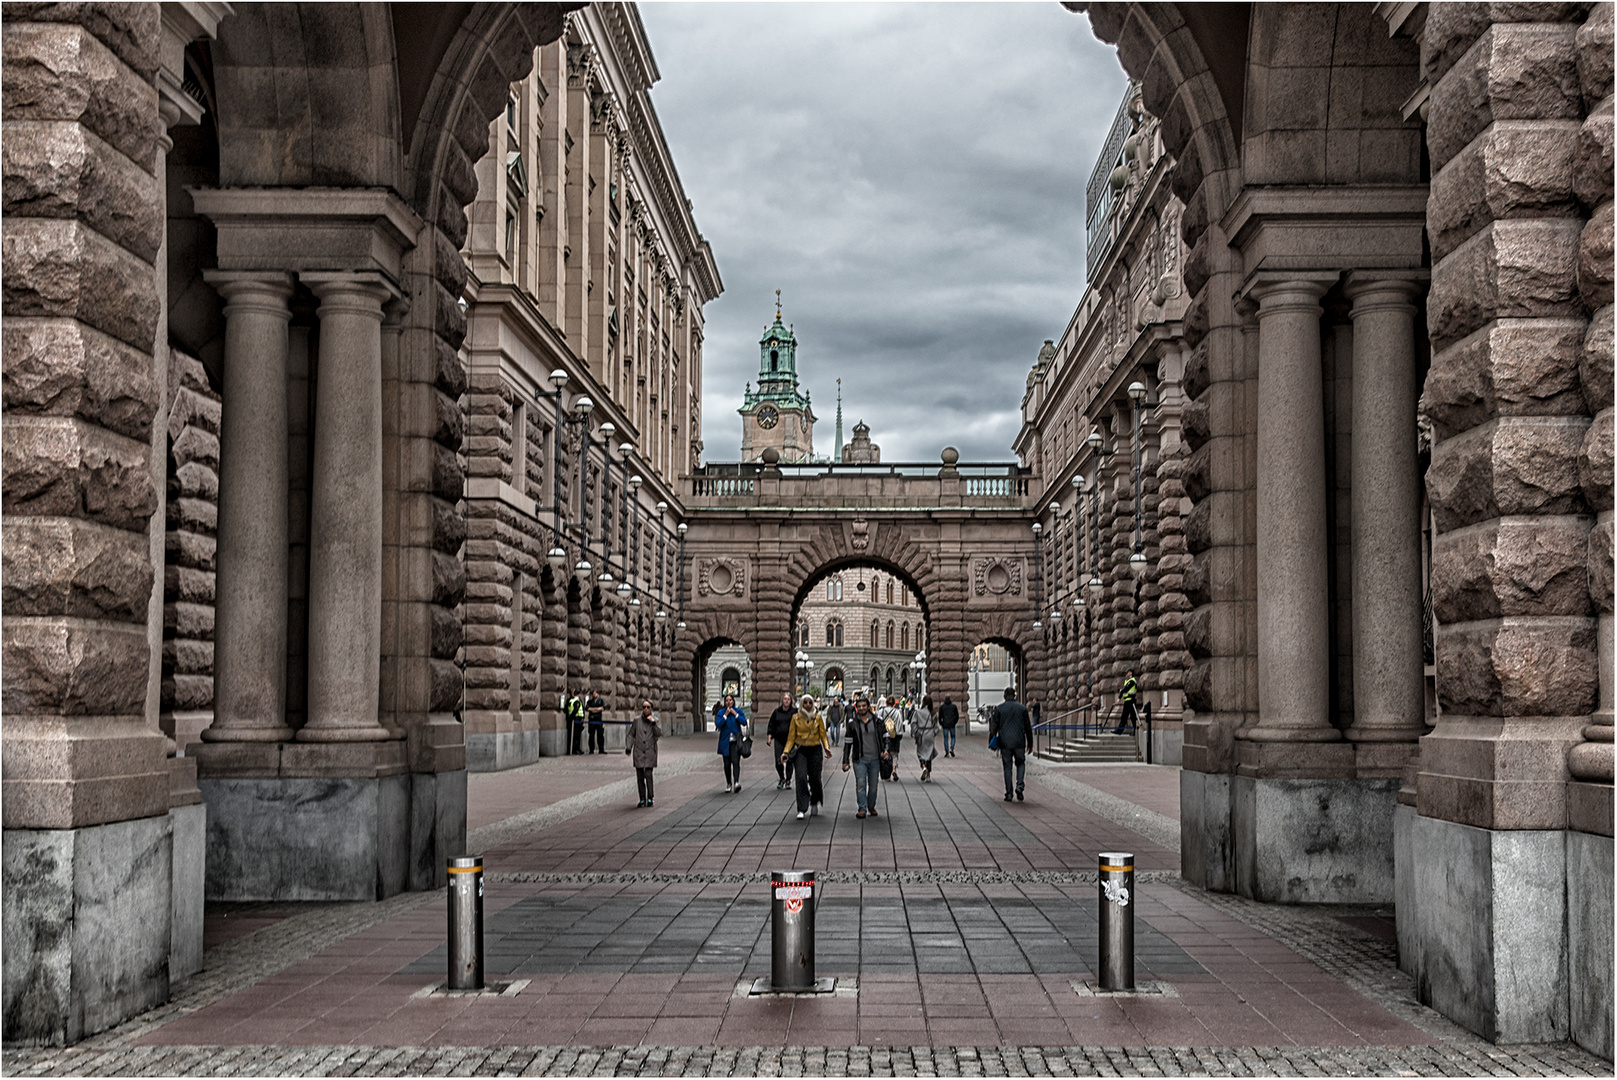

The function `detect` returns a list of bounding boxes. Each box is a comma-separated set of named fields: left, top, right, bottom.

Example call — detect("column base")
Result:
left=200, top=774, right=411, bottom=901
left=169, top=803, right=205, bottom=984
left=407, top=770, right=465, bottom=892
left=1180, top=769, right=1232, bottom=892
left=1232, top=775, right=1398, bottom=902
left=1569, top=828, right=1614, bottom=1060
left=464, top=712, right=542, bottom=772
left=1396, top=806, right=1572, bottom=1044
left=2, top=815, right=173, bottom=1046
left=1236, top=735, right=1356, bottom=778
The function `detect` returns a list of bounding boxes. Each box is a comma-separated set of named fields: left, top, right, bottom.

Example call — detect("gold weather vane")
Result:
left=775, top=289, right=782, bottom=320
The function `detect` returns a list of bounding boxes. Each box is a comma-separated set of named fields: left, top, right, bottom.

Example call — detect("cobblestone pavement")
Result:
left=4, top=734, right=1605, bottom=1076
left=4, top=1041, right=1605, bottom=1076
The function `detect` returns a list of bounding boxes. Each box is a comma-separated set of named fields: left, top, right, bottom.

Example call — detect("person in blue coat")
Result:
left=715, top=693, right=749, bottom=793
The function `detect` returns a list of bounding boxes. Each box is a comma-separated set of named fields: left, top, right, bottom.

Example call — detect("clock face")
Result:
left=800, top=414, right=810, bottom=433
left=757, top=405, right=779, bottom=430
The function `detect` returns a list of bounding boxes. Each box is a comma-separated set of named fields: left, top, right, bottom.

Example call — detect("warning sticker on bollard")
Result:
left=774, top=882, right=813, bottom=900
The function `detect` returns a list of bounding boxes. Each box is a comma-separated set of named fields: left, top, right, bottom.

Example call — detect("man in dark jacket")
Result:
left=990, top=687, right=1033, bottom=802
left=767, top=691, right=797, bottom=789
left=586, top=689, right=607, bottom=753
left=937, top=696, right=959, bottom=757
left=841, top=696, right=890, bottom=819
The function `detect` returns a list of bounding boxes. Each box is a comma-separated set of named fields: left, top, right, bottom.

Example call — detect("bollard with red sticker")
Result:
left=752, top=869, right=835, bottom=994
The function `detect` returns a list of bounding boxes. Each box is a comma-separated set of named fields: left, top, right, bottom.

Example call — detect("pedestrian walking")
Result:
left=1112, top=670, right=1141, bottom=734
left=841, top=696, right=890, bottom=819
left=990, top=687, right=1033, bottom=802
left=880, top=697, right=905, bottom=781
left=911, top=696, right=939, bottom=781
left=586, top=689, right=607, bottom=754
left=566, top=692, right=585, bottom=755
left=937, top=695, right=959, bottom=757
left=767, top=691, right=797, bottom=790
left=782, top=694, right=832, bottom=819
left=826, top=696, right=845, bottom=746
left=714, top=694, right=749, bottom=793
left=626, top=699, right=662, bottom=807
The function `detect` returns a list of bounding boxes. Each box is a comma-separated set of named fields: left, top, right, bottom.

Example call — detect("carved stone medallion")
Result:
left=698, top=558, right=748, bottom=598
left=973, top=557, right=1022, bottom=597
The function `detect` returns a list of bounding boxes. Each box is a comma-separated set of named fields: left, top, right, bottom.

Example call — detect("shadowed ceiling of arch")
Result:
left=790, top=557, right=930, bottom=623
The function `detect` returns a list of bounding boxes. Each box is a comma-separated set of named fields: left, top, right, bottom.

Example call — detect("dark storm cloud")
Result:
left=638, top=2, right=1128, bottom=462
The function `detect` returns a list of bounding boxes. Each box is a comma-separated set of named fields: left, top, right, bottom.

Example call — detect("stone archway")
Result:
left=675, top=510, right=1042, bottom=729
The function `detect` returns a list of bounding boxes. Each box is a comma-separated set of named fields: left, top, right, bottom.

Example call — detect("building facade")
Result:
left=457, top=4, right=721, bottom=770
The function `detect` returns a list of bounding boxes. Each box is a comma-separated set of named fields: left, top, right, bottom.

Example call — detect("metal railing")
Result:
left=1031, top=699, right=1154, bottom=762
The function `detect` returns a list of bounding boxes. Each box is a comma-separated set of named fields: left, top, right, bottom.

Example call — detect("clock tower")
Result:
left=739, top=292, right=816, bottom=462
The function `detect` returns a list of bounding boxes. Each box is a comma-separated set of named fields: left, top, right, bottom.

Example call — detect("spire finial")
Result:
left=775, top=289, right=782, bottom=321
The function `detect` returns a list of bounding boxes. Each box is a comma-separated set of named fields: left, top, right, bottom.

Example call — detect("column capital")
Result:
left=1343, top=269, right=1428, bottom=311
left=203, top=270, right=296, bottom=314
left=1244, top=273, right=1335, bottom=315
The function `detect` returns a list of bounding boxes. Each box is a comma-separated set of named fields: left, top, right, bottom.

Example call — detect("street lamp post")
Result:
left=795, top=650, right=814, bottom=698
left=910, top=650, right=926, bottom=700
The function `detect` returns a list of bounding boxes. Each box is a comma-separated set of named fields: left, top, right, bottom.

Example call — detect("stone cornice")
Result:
left=1220, top=184, right=1429, bottom=288
left=190, top=187, right=422, bottom=286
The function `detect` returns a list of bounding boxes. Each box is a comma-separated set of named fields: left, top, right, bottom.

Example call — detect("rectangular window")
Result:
left=505, top=211, right=516, bottom=260
left=511, top=399, right=527, bottom=496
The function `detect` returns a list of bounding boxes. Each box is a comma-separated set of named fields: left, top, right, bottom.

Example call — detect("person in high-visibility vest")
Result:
left=566, top=693, right=586, bottom=755
left=1112, top=671, right=1140, bottom=734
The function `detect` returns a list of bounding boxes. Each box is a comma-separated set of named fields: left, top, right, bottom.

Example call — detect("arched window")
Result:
left=917, top=626, right=924, bottom=650
left=799, top=623, right=809, bottom=647
left=901, top=623, right=910, bottom=650
left=826, top=580, right=835, bottom=601
left=902, top=589, right=908, bottom=607
left=885, top=666, right=896, bottom=695
left=886, top=580, right=894, bottom=604
left=834, top=622, right=844, bottom=647
left=871, top=620, right=881, bottom=647
left=886, top=621, right=894, bottom=649
left=770, top=350, right=779, bottom=371
left=871, top=665, right=881, bottom=688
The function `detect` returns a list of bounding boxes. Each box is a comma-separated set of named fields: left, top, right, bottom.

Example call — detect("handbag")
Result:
left=740, top=735, right=753, bottom=758
left=988, top=733, right=999, bottom=751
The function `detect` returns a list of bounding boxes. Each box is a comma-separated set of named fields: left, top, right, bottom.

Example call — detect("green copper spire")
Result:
left=742, top=290, right=811, bottom=413
left=835, top=379, right=843, bottom=463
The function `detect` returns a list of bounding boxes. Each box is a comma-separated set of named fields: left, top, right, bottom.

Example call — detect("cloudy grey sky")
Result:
left=638, top=2, right=1127, bottom=464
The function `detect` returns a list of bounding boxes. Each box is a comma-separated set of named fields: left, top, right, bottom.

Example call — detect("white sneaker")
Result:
left=797, top=811, right=806, bottom=820
left=725, top=783, right=732, bottom=793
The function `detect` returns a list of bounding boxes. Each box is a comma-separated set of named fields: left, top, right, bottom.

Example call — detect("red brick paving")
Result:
left=139, top=737, right=1440, bottom=1050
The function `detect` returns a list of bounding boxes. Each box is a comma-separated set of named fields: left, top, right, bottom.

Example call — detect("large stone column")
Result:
left=204, top=274, right=295, bottom=743
left=1240, top=279, right=1345, bottom=762
left=1345, top=275, right=1427, bottom=770
left=300, top=276, right=396, bottom=742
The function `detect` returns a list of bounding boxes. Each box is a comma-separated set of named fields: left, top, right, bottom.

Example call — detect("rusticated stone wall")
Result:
left=1419, top=1, right=1611, bottom=835
left=1, top=3, right=170, bottom=830
left=161, top=350, right=219, bottom=753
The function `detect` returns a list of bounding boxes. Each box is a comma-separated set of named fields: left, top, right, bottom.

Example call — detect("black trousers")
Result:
left=1001, top=746, right=1027, bottom=796
left=1113, top=701, right=1140, bottom=733
left=793, top=749, right=824, bottom=812
left=635, top=767, right=655, bottom=802
left=588, top=723, right=605, bottom=752
left=722, top=747, right=742, bottom=786
left=774, top=743, right=796, bottom=784
left=569, top=720, right=584, bottom=754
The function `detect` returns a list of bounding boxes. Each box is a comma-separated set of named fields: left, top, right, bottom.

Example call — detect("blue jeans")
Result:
left=852, top=758, right=880, bottom=812
left=1000, top=746, right=1026, bottom=796
left=941, top=727, right=956, bottom=754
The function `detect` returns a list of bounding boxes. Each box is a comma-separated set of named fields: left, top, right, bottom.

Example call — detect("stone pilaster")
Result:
left=2, top=3, right=172, bottom=1044
left=1404, top=2, right=1606, bottom=1046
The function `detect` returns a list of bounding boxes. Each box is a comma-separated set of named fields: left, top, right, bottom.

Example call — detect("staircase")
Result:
left=1035, top=732, right=1140, bottom=763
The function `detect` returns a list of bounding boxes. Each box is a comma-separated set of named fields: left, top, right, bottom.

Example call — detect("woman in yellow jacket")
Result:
left=781, top=694, right=833, bottom=820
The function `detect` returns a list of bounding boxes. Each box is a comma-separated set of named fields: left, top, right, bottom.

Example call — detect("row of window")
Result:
left=821, top=575, right=914, bottom=606
left=795, top=619, right=924, bottom=651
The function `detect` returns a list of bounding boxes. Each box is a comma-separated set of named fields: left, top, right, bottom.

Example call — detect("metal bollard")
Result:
left=447, top=856, right=484, bottom=990
left=770, top=869, right=817, bottom=990
left=1098, top=851, right=1135, bottom=991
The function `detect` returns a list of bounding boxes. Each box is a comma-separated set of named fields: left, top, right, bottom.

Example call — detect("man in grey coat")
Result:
left=989, top=686, right=1033, bottom=803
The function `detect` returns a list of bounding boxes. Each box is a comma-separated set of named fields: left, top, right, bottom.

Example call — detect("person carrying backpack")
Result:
left=880, top=697, right=905, bottom=781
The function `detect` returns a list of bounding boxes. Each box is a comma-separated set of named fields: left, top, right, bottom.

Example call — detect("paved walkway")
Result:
left=4, top=733, right=1605, bottom=1077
